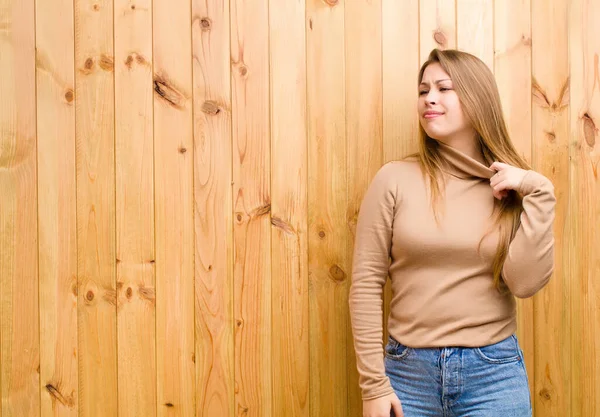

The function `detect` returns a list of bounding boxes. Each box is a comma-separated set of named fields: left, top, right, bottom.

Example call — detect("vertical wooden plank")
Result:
left=532, top=0, right=570, bottom=415
left=192, top=0, right=234, bottom=416
left=36, top=0, right=78, bottom=414
left=269, top=0, right=309, bottom=416
left=306, top=1, right=346, bottom=416
left=569, top=0, right=600, bottom=415
left=494, top=0, right=535, bottom=404
left=420, top=0, right=456, bottom=63
left=230, top=0, right=272, bottom=416
left=495, top=0, right=532, bottom=158
left=114, top=0, right=155, bottom=415
left=380, top=1, right=419, bottom=415
left=0, top=0, right=40, bottom=415
left=153, top=0, right=195, bottom=413
left=74, top=0, right=117, bottom=415
left=456, top=0, right=494, bottom=69
left=382, top=0, right=420, bottom=161
left=346, top=0, right=382, bottom=416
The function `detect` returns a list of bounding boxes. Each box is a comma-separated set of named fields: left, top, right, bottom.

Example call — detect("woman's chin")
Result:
left=424, top=130, right=450, bottom=142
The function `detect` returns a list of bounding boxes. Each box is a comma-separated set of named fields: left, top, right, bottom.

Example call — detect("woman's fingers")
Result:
left=492, top=179, right=511, bottom=199
left=493, top=179, right=510, bottom=193
left=490, top=161, right=509, bottom=172
left=490, top=172, right=503, bottom=187
left=493, top=188, right=509, bottom=200
left=391, top=400, right=404, bottom=417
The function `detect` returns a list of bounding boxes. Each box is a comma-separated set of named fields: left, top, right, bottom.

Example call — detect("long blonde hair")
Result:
left=418, top=48, right=530, bottom=289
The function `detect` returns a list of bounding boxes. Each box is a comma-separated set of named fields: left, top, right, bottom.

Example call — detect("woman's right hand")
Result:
left=362, top=392, right=404, bottom=417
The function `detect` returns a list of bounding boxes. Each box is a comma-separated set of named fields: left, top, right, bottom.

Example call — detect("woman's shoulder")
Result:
left=368, top=156, right=423, bottom=195
left=377, top=154, right=422, bottom=177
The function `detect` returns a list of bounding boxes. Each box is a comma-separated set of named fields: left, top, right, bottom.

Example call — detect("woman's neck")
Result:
left=437, top=133, right=484, bottom=164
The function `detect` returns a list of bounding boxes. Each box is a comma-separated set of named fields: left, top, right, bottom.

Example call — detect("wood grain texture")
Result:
left=231, top=1, right=272, bottom=416
left=307, top=1, right=347, bottom=416
left=569, top=0, right=599, bottom=415
left=346, top=0, right=383, bottom=415
left=494, top=0, right=532, bottom=157
left=1, top=3, right=599, bottom=417
left=269, top=0, right=309, bottom=416
left=382, top=1, right=420, bottom=414
left=192, top=0, right=234, bottom=416
left=153, top=0, right=195, bottom=414
left=457, top=0, right=493, bottom=69
left=381, top=1, right=419, bottom=416
left=420, top=0, right=456, bottom=63
left=383, top=0, right=420, bottom=161
left=493, top=0, right=535, bottom=403
left=114, top=0, right=156, bottom=415
left=36, top=0, right=78, bottom=415
left=0, top=0, right=40, bottom=415
left=532, top=0, right=570, bottom=415
left=74, top=0, right=117, bottom=415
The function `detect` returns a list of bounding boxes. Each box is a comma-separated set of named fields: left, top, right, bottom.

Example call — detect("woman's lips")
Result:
left=423, top=111, right=443, bottom=119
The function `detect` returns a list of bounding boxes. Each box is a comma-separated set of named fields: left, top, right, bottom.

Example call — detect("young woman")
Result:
left=349, top=49, right=555, bottom=417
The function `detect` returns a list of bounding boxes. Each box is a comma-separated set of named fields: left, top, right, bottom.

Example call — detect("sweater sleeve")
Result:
left=502, top=170, right=556, bottom=298
left=348, top=163, right=398, bottom=400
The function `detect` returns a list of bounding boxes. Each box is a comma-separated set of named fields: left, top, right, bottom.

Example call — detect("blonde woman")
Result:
left=349, top=49, right=555, bottom=417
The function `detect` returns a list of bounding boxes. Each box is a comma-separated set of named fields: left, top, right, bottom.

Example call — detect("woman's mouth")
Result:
left=423, top=111, right=443, bottom=119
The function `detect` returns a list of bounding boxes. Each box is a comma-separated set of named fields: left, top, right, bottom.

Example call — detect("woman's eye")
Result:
left=419, top=90, right=428, bottom=95
left=439, top=87, right=451, bottom=92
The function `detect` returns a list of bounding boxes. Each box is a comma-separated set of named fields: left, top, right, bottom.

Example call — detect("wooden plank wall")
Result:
left=0, top=1, right=598, bottom=416
left=532, top=1, right=571, bottom=415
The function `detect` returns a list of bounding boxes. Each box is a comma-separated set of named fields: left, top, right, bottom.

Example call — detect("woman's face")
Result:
left=418, top=63, right=474, bottom=143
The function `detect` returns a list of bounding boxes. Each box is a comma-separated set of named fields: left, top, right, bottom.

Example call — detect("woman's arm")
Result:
left=490, top=164, right=556, bottom=298
left=349, top=163, right=398, bottom=400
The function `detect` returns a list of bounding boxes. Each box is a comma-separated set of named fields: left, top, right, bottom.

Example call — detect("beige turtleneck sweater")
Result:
left=348, top=142, right=556, bottom=400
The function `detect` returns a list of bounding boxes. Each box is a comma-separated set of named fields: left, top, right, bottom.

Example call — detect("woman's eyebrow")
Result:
left=419, top=79, right=452, bottom=86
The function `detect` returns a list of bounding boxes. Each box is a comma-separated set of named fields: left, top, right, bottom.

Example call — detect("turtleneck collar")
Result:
left=436, top=141, right=495, bottom=180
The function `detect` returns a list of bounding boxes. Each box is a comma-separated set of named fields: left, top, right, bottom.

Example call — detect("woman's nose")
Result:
left=425, top=90, right=438, bottom=104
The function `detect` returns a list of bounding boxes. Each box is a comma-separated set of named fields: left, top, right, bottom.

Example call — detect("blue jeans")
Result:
left=384, top=334, right=532, bottom=416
